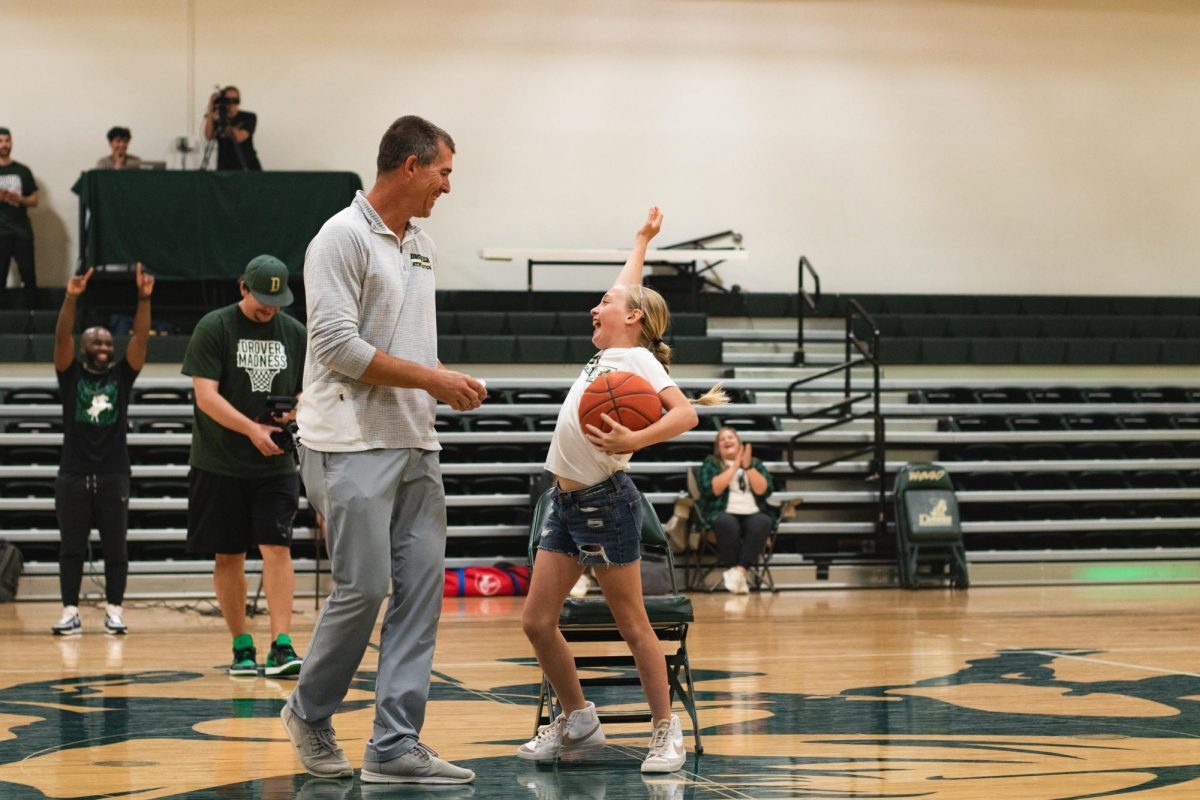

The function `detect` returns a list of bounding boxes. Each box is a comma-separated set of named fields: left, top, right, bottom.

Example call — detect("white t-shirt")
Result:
left=545, top=347, right=676, bottom=486
left=723, top=459, right=760, bottom=515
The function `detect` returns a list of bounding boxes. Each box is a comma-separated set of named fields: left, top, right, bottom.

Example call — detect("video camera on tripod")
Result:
left=257, top=394, right=298, bottom=454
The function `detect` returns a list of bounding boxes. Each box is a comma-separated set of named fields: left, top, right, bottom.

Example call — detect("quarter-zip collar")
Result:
left=353, top=190, right=422, bottom=246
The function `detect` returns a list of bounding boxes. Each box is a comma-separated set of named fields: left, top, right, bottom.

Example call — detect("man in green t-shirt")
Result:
left=181, top=254, right=307, bottom=678
left=0, top=127, right=40, bottom=309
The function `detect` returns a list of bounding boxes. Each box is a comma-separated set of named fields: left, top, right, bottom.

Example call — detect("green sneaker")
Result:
left=265, top=633, right=303, bottom=678
left=230, top=634, right=258, bottom=677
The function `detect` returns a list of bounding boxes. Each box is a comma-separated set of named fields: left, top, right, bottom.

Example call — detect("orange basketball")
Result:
left=579, top=371, right=663, bottom=434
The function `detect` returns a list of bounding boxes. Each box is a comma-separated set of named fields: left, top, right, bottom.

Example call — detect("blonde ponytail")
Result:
left=691, top=383, right=730, bottom=407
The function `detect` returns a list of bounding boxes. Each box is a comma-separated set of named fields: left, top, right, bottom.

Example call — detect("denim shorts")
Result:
left=538, top=472, right=643, bottom=567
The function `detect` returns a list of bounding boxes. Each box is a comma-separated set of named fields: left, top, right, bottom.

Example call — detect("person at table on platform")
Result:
left=95, top=127, right=143, bottom=170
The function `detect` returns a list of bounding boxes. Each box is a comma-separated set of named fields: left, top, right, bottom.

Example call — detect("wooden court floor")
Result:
left=1, top=585, right=1199, bottom=799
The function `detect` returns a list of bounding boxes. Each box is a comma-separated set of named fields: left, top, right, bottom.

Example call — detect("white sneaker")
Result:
left=104, top=604, right=128, bottom=635
left=569, top=573, right=592, bottom=599
left=734, top=569, right=751, bottom=595
left=722, top=568, right=741, bottom=594
left=641, top=715, right=685, bottom=773
left=52, top=606, right=81, bottom=636
left=517, top=701, right=606, bottom=761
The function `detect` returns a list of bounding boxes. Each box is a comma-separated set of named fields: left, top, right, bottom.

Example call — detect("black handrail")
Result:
left=844, top=298, right=880, bottom=391
left=784, top=295, right=888, bottom=545
left=794, top=256, right=821, bottom=366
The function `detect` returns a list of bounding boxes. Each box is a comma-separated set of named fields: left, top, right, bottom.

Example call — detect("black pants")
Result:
left=0, top=234, right=36, bottom=308
left=712, top=511, right=774, bottom=569
left=54, top=472, right=129, bottom=606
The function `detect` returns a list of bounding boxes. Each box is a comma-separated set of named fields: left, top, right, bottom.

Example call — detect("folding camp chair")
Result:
left=528, top=487, right=703, bottom=754
left=683, top=466, right=794, bottom=592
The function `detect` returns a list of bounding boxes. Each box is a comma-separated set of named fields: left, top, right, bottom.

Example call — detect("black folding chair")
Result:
left=893, top=462, right=969, bottom=589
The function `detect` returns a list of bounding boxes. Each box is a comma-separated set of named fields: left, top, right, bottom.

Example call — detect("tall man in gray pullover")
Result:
left=281, top=116, right=485, bottom=785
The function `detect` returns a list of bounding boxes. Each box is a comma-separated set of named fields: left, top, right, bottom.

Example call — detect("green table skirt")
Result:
left=73, top=170, right=362, bottom=279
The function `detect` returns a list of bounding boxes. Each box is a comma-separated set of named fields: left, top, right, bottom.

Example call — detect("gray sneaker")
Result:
left=361, top=742, right=475, bottom=784
left=280, top=704, right=353, bottom=778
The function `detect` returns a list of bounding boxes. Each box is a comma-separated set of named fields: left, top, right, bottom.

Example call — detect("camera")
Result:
left=257, top=394, right=298, bottom=454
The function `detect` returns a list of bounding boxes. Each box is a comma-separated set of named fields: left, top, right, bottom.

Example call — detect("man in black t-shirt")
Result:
left=52, top=263, right=154, bottom=637
left=181, top=255, right=306, bottom=678
left=203, top=86, right=262, bottom=171
left=0, top=127, right=40, bottom=308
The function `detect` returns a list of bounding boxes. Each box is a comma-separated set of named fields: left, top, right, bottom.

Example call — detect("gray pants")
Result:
left=288, top=447, right=447, bottom=760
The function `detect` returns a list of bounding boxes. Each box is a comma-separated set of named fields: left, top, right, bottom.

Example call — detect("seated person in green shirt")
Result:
left=181, top=255, right=307, bottom=678
left=696, top=426, right=778, bottom=594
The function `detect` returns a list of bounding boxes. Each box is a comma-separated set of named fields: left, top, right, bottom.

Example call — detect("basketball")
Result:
left=579, top=371, right=663, bottom=434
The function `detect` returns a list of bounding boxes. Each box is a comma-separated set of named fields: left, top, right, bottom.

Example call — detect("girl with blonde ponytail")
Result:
left=519, top=206, right=720, bottom=774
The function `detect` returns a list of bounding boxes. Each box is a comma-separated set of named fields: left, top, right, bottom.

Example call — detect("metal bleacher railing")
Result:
left=783, top=259, right=888, bottom=561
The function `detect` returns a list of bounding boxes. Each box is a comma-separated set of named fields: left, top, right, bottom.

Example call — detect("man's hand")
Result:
left=208, top=91, right=220, bottom=113
left=0, top=190, right=20, bottom=207
left=740, top=442, right=753, bottom=468
left=636, top=206, right=663, bottom=241
left=247, top=421, right=285, bottom=457
left=584, top=413, right=640, bottom=455
left=134, top=262, right=154, bottom=299
left=428, top=370, right=487, bottom=411
left=66, top=267, right=94, bottom=297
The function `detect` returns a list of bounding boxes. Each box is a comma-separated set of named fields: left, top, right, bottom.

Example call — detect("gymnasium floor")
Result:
left=1, top=585, right=1199, bottom=799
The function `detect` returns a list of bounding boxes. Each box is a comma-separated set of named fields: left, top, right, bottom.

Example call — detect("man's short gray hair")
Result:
left=377, top=116, right=455, bottom=173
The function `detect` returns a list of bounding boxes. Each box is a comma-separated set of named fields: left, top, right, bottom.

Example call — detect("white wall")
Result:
left=5, top=0, right=1199, bottom=296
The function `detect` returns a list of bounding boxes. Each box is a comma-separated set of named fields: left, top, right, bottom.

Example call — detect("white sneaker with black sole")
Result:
left=517, top=701, right=606, bottom=761
left=52, top=606, right=81, bottom=636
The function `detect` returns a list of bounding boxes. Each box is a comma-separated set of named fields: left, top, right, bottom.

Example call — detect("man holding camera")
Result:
left=182, top=255, right=306, bottom=677
left=203, top=85, right=262, bottom=171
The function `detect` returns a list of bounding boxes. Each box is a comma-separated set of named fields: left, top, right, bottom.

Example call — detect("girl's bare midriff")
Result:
left=555, top=475, right=589, bottom=492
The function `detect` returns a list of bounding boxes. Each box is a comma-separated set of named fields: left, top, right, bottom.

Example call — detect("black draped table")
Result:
left=72, top=170, right=363, bottom=278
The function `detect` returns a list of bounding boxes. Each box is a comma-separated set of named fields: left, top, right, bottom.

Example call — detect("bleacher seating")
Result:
left=3, top=287, right=1200, bottom=596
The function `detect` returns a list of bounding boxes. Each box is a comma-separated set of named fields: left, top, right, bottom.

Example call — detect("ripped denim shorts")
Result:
left=538, top=472, right=643, bottom=567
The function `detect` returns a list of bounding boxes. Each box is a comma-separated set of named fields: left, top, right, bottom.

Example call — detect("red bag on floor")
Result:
left=443, top=564, right=531, bottom=597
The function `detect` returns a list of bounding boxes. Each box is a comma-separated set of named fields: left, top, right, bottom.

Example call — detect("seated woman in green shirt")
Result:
left=696, top=426, right=778, bottom=594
